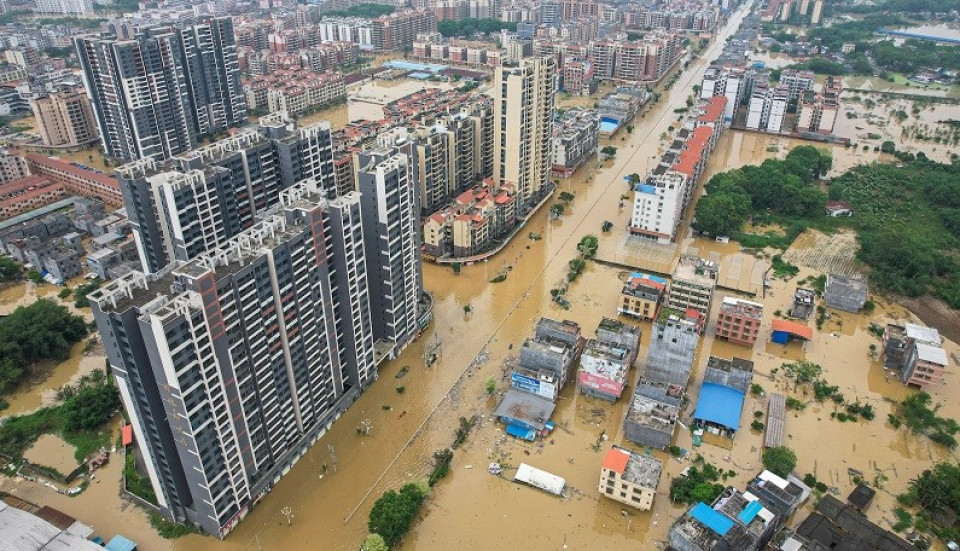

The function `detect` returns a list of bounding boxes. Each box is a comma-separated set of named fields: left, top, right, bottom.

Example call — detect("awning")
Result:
left=121, top=425, right=133, bottom=446
left=693, top=383, right=745, bottom=431
left=771, top=319, right=814, bottom=340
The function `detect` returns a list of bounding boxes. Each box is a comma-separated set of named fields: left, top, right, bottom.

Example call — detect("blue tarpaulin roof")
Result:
left=690, top=502, right=734, bottom=535
left=634, top=183, right=657, bottom=194
left=738, top=499, right=764, bottom=524
left=693, top=383, right=745, bottom=431
left=506, top=423, right=537, bottom=441
left=105, top=535, right=137, bottom=551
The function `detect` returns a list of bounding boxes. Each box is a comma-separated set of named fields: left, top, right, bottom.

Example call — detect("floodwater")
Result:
left=0, top=340, right=107, bottom=418
left=4, top=3, right=958, bottom=550
left=834, top=94, right=960, bottom=163
left=24, top=434, right=79, bottom=474
left=298, top=80, right=455, bottom=129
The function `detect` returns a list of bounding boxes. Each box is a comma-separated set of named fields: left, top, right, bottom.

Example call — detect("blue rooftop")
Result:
left=690, top=502, right=734, bottom=536
left=634, top=183, right=657, bottom=194
left=693, top=383, right=745, bottom=431
left=630, top=272, right=668, bottom=285
left=105, top=535, right=137, bottom=551
left=738, top=499, right=764, bottom=524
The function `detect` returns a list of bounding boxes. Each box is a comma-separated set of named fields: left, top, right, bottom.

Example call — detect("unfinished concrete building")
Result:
left=623, top=380, right=683, bottom=450
left=882, top=323, right=948, bottom=388
left=791, top=287, right=816, bottom=319
left=534, top=318, right=582, bottom=348
left=577, top=318, right=641, bottom=402
left=643, top=316, right=699, bottom=387
left=668, top=488, right=779, bottom=551
left=517, top=338, right=576, bottom=399
left=824, top=274, right=867, bottom=313
left=667, top=255, right=718, bottom=318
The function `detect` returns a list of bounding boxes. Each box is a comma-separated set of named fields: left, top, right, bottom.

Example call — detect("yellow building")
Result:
left=599, top=445, right=662, bottom=511
left=619, top=272, right=667, bottom=321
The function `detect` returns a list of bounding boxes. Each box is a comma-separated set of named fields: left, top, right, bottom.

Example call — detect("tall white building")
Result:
left=356, top=148, right=424, bottom=358
left=699, top=66, right=743, bottom=122
left=34, top=0, right=93, bottom=15
left=90, top=183, right=376, bottom=538
left=494, top=56, right=557, bottom=207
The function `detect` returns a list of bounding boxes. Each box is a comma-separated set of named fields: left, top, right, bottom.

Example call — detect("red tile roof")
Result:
left=697, top=96, right=727, bottom=124
left=602, top=447, right=629, bottom=474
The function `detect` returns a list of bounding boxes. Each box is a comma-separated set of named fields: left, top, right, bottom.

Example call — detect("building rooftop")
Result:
left=904, top=323, right=942, bottom=346
left=916, top=342, right=948, bottom=366
left=796, top=495, right=913, bottom=551
left=719, top=297, right=764, bottom=319
left=673, top=255, right=718, bottom=288
left=603, top=445, right=662, bottom=490
left=627, top=380, right=682, bottom=433
left=493, top=389, right=556, bottom=431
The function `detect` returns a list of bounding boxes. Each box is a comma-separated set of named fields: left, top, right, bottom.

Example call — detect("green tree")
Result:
left=881, top=140, right=897, bottom=154
left=368, top=483, right=427, bottom=547
left=693, top=193, right=750, bottom=237
left=362, top=534, right=389, bottom=551
left=550, top=204, right=565, bottom=217
left=601, top=146, right=618, bottom=158
left=762, top=446, right=798, bottom=477
left=61, top=383, right=120, bottom=432
left=0, top=257, right=22, bottom=282
left=558, top=191, right=575, bottom=203
left=485, top=377, right=496, bottom=395
left=26, top=270, right=43, bottom=284
left=0, top=299, right=88, bottom=393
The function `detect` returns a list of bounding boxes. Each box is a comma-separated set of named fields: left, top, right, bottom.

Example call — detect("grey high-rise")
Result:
left=76, top=17, right=246, bottom=163
left=356, top=148, right=423, bottom=358
left=116, top=114, right=335, bottom=273
left=90, top=181, right=375, bottom=538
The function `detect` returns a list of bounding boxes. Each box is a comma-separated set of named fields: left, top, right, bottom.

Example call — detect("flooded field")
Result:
left=835, top=93, right=960, bottom=163
left=298, top=79, right=455, bottom=129
left=24, top=434, right=80, bottom=474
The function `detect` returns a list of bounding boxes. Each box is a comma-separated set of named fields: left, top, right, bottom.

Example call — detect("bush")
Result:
left=362, top=534, right=389, bottom=551
left=368, top=483, right=427, bottom=547
left=125, top=450, right=157, bottom=505
left=762, top=446, right=797, bottom=477
left=751, top=420, right=765, bottom=431
left=750, top=383, right=764, bottom=396
left=150, top=513, right=199, bottom=539
left=670, top=462, right=725, bottom=505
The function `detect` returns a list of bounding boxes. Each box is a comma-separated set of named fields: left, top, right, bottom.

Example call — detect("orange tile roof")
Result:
left=697, top=96, right=727, bottom=123
left=771, top=319, right=814, bottom=340
left=602, top=447, right=629, bottom=474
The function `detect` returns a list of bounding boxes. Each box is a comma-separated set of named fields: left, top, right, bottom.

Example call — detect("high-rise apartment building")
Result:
left=356, top=148, right=423, bottom=357
left=34, top=0, right=93, bottom=15
left=76, top=17, right=246, bottom=162
left=116, top=115, right=335, bottom=273
left=90, top=181, right=376, bottom=538
left=371, top=10, right=438, bottom=52
left=494, top=56, right=556, bottom=207
left=30, top=87, right=99, bottom=147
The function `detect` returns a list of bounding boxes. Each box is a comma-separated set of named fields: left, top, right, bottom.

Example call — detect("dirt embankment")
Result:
left=899, top=295, right=960, bottom=346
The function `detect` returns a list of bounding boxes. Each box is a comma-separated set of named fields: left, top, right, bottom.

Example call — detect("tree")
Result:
left=601, top=221, right=613, bottom=232
left=762, top=446, right=797, bottom=477
left=881, top=140, right=897, bottom=154
left=0, top=299, right=88, bottom=393
left=0, top=257, right=21, bottom=282
left=625, top=125, right=634, bottom=134
left=485, top=377, right=496, bottom=395
left=600, top=146, right=617, bottom=159
left=26, top=270, right=43, bottom=284
left=550, top=204, right=565, bottom=217
left=558, top=191, right=575, bottom=203
left=577, top=235, right=599, bottom=258
left=693, top=193, right=749, bottom=237
left=62, top=383, right=120, bottom=432
left=368, top=483, right=427, bottom=547
left=362, top=534, right=389, bottom=551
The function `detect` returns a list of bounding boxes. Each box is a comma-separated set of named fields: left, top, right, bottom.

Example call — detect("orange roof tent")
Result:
left=602, top=447, right=629, bottom=475
left=121, top=424, right=133, bottom=446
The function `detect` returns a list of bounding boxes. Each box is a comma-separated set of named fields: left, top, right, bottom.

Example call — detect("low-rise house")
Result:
left=824, top=201, right=852, bottom=217
left=882, top=323, right=948, bottom=389
left=824, top=274, right=867, bottom=313
left=599, top=445, right=662, bottom=511
left=692, top=356, right=754, bottom=439
left=578, top=318, right=641, bottom=402
left=667, top=255, right=718, bottom=319
left=668, top=488, right=779, bottom=551
left=715, top=297, right=763, bottom=346
left=791, top=287, right=816, bottom=319
left=619, top=272, right=667, bottom=320
left=552, top=107, right=599, bottom=176
left=623, top=380, right=683, bottom=450
left=644, top=314, right=699, bottom=386
left=780, top=495, right=914, bottom=551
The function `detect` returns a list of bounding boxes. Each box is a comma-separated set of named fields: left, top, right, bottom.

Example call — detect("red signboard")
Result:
left=578, top=372, right=624, bottom=397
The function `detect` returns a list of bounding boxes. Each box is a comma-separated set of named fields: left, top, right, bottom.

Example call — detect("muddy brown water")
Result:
left=4, top=5, right=959, bottom=550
